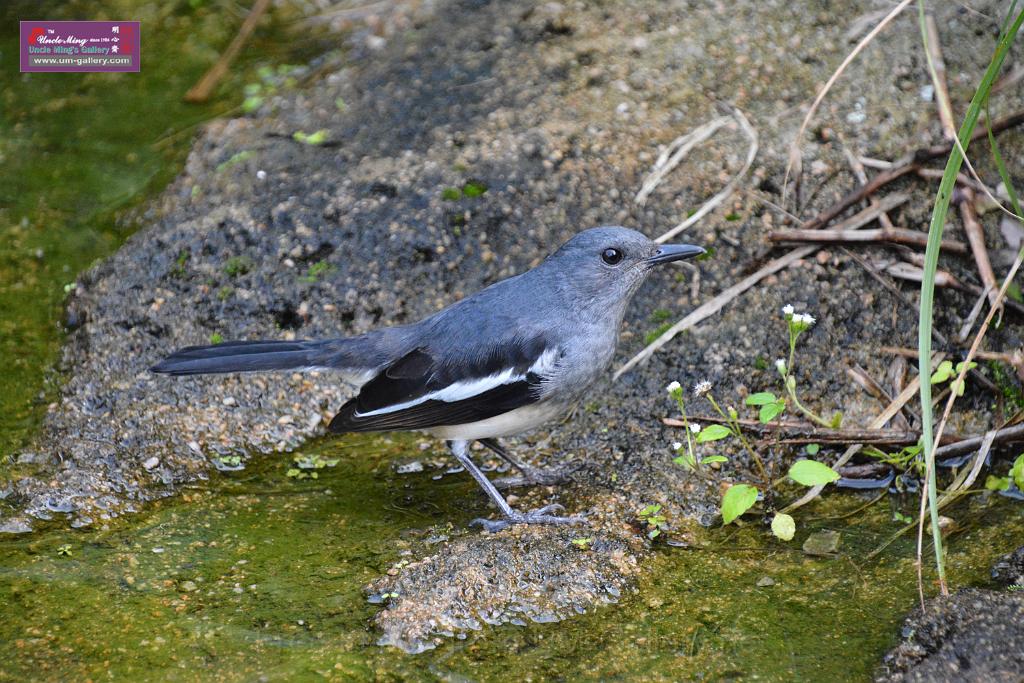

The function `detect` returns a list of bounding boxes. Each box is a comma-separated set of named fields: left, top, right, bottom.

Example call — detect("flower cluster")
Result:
left=782, top=304, right=815, bottom=330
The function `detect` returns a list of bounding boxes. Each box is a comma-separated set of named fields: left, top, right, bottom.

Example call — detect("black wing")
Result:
left=327, top=336, right=552, bottom=433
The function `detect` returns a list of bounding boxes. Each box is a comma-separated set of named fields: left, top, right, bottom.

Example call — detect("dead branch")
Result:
left=768, top=227, right=966, bottom=253
left=185, top=0, right=272, bottom=103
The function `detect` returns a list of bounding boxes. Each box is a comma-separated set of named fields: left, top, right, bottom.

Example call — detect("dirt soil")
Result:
left=3, top=0, right=1023, bottom=654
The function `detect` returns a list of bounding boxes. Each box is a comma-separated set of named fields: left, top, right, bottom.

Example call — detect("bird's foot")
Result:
left=493, top=465, right=570, bottom=490
left=470, top=504, right=586, bottom=533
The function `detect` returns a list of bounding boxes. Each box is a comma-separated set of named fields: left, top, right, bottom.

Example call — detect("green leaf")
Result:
left=744, top=392, right=778, bottom=406
left=640, top=504, right=662, bottom=517
left=930, top=360, right=954, bottom=384
left=700, top=455, right=728, bottom=464
left=771, top=513, right=796, bottom=541
left=806, top=443, right=820, bottom=456
left=829, top=411, right=843, bottom=429
left=1012, top=454, right=1024, bottom=491
left=955, top=361, right=978, bottom=374
left=788, top=460, right=840, bottom=486
left=721, top=484, right=758, bottom=524
left=759, top=400, right=786, bottom=424
left=696, top=424, right=732, bottom=443
left=985, top=475, right=1011, bottom=491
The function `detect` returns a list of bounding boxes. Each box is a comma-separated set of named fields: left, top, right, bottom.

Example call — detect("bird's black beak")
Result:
left=647, top=244, right=706, bottom=265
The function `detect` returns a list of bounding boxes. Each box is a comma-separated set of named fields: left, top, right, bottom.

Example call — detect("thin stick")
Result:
left=957, top=286, right=994, bottom=342
left=635, top=117, right=732, bottom=206
left=768, top=227, right=966, bottom=253
left=185, top=0, right=272, bottom=103
left=653, top=107, right=758, bottom=244
left=933, top=422, right=1024, bottom=460
left=840, top=138, right=895, bottom=229
left=958, top=190, right=1000, bottom=308
left=783, top=0, right=914, bottom=205
left=924, top=13, right=957, bottom=139
left=663, top=416, right=930, bottom=446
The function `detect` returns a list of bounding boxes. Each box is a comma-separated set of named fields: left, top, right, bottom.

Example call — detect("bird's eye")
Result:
left=601, top=248, right=624, bottom=265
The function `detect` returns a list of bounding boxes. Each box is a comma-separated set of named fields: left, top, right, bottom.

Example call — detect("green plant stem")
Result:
left=707, top=394, right=770, bottom=483
left=784, top=380, right=833, bottom=429
left=915, top=1, right=1024, bottom=595
left=675, top=394, right=699, bottom=470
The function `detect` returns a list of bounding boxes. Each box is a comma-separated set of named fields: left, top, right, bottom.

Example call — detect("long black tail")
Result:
left=150, top=339, right=333, bottom=376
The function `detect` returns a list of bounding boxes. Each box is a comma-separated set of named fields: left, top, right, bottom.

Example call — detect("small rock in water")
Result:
left=803, top=530, right=841, bottom=556
left=396, top=461, right=424, bottom=474
left=180, top=580, right=198, bottom=592
left=756, top=576, right=775, bottom=587
left=925, top=515, right=957, bottom=538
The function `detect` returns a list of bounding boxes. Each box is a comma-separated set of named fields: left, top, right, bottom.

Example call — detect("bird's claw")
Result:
left=470, top=504, right=586, bottom=533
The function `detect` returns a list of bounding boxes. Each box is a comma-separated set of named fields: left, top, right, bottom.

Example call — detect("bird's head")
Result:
left=542, top=226, right=704, bottom=312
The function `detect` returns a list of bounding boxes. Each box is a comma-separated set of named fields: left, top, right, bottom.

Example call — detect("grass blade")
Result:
left=916, top=2, right=1024, bottom=593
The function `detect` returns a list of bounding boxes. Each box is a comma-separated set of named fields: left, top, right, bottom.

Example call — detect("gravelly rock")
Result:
left=878, top=589, right=1024, bottom=682
left=991, top=545, right=1024, bottom=589
left=2, top=0, right=1022, bottom=652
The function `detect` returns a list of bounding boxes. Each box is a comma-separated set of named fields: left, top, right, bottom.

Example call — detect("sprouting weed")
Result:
left=638, top=504, right=668, bottom=540
left=570, top=537, right=594, bottom=550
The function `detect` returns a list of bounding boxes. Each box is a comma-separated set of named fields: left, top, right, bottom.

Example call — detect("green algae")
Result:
left=1, top=431, right=1021, bottom=681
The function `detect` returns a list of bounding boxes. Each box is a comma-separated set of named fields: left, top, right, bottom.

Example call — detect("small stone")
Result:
left=143, top=457, right=160, bottom=470
left=756, top=576, right=775, bottom=587
left=925, top=516, right=957, bottom=538
left=803, top=530, right=841, bottom=556
left=222, top=397, right=236, bottom=407
left=180, top=580, right=198, bottom=592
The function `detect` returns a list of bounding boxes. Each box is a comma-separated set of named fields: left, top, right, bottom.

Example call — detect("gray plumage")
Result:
left=152, top=226, right=704, bottom=531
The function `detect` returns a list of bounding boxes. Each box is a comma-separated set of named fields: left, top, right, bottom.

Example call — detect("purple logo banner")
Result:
left=20, top=21, right=140, bottom=73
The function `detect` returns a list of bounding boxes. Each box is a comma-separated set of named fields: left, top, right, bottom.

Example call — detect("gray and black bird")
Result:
left=152, top=227, right=704, bottom=530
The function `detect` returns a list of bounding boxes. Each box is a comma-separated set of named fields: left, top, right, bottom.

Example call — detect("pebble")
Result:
left=803, top=530, right=841, bottom=556
left=756, top=576, right=775, bottom=587
left=143, top=457, right=160, bottom=470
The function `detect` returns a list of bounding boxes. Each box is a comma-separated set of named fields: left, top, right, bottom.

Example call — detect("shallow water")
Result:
left=1, top=432, right=1021, bottom=681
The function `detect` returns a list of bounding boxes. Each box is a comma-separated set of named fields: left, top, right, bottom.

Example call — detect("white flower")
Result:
left=666, top=380, right=682, bottom=394
left=693, top=380, right=712, bottom=397
left=775, top=358, right=787, bottom=374
left=802, top=313, right=816, bottom=326
left=689, top=423, right=701, bottom=433
left=672, top=441, right=683, bottom=451
left=782, top=304, right=795, bottom=316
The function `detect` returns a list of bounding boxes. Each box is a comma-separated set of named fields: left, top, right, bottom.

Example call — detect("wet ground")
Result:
left=2, top=0, right=1024, bottom=678
left=2, top=433, right=1022, bottom=681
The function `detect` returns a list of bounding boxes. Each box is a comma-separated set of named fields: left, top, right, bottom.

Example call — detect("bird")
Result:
left=151, top=226, right=704, bottom=531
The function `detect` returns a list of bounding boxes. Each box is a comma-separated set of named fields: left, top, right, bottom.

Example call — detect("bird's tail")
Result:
left=150, top=339, right=337, bottom=376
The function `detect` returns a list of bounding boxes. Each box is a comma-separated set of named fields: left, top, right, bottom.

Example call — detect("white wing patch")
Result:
left=353, top=347, right=560, bottom=418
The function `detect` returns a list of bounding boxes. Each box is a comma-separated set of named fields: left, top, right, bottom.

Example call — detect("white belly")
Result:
left=426, top=402, right=568, bottom=441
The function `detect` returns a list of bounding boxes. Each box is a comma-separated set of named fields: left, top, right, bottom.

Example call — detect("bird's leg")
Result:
left=448, top=440, right=584, bottom=532
left=476, top=438, right=567, bottom=489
